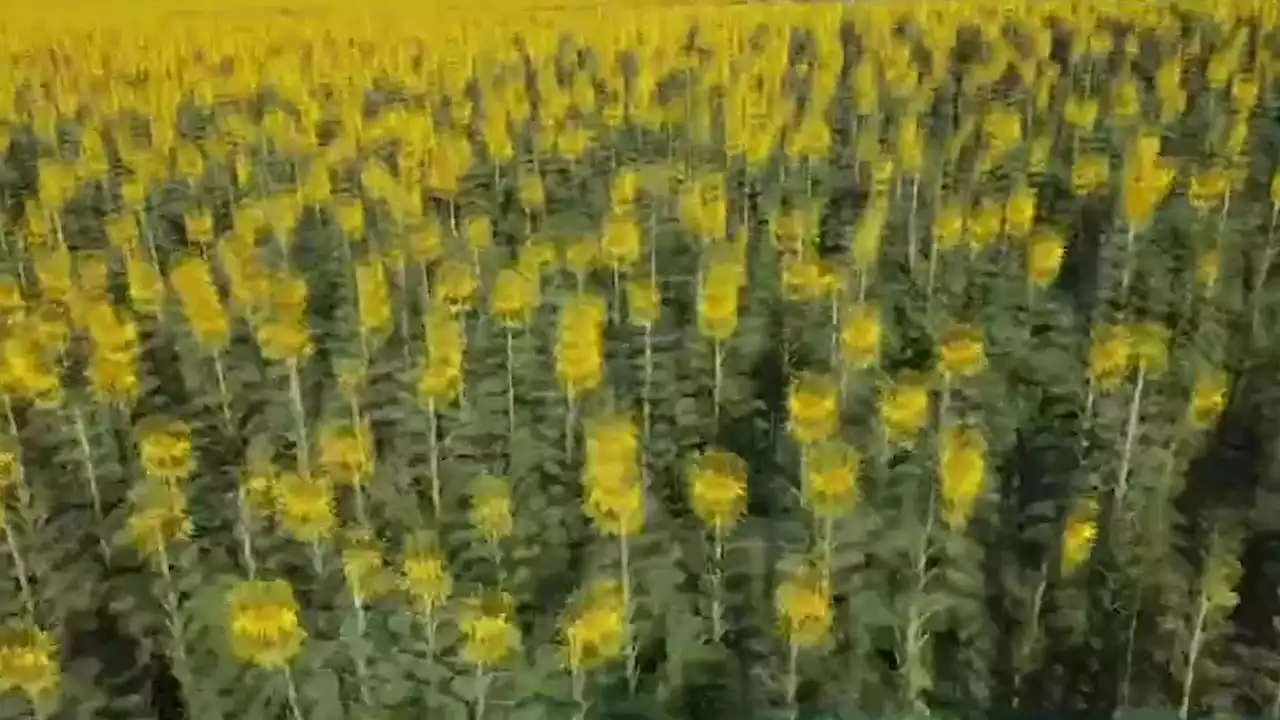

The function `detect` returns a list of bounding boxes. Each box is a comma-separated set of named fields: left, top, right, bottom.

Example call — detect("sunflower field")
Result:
left=2, top=0, right=1280, bottom=717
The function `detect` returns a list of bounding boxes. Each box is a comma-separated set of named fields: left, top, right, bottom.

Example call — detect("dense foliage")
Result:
left=0, top=0, right=1279, bottom=718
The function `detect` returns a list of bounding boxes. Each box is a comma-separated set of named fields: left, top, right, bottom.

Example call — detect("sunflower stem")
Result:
left=571, top=665, right=588, bottom=720
left=711, top=522, right=724, bottom=642
left=348, top=584, right=373, bottom=709
left=474, top=663, right=490, bottom=720
left=505, top=328, right=516, bottom=445
left=429, top=398, right=441, bottom=520
left=712, top=338, right=723, bottom=425
left=235, top=489, right=258, bottom=579
left=3, top=520, right=34, bottom=619
left=157, top=542, right=197, bottom=716
left=620, top=532, right=637, bottom=694
left=642, top=324, right=653, bottom=449
left=71, top=407, right=111, bottom=562
left=1116, top=368, right=1145, bottom=507
left=565, top=395, right=577, bottom=461
left=286, top=359, right=311, bottom=478
left=213, top=351, right=232, bottom=427
left=785, top=639, right=799, bottom=720
left=1177, top=588, right=1209, bottom=720
left=283, top=666, right=304, bottom=720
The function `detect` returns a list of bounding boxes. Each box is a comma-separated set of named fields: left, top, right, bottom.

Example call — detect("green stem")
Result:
left=283, top=666, right=304, bottom=720
left=565, top=395, right=577, bottom=461
left=3, top=520, right=33, bottom=618
left=349, top=584, right=373, bottom=709
left=711, top=522, right=724, bottom=642
left=235, top=489, right=257, bottom=579
left=505, top=328, right=516, bottom=445
left=1177, top=590, right=1209, bottom=720
left=571, top=665, right=588, bottom=720
left=474, top=663, right=490, bottom=720
left=621, top=532, right=636, bottom=694
left=71, top=407, right=111, bottom=561
left=642, top=325, right=653, bottom=449
left=712, top=338, right=722, bottom=425
left=1116, top=369, right=1145, bottom=508
left=286, top=359, right=311, bottom=478
left=785, top=640, right=799, bottom=720
left=157, top=542, right=197, bottom=715
left=213, top=351, right=232, bottom=427
left=429, top=398, right=441, bottom=520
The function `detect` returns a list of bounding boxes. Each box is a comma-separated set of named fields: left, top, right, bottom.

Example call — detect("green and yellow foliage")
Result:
left=0, top=0, right=1279, bottom=718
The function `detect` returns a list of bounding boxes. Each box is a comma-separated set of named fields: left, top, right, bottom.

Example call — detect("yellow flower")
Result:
left=775, top=563, right=831, bottom=649
left=226, top=579, right=306, bottom=668
left=556, top=295, right=605, bottom=398
left=1188, top=369, right=1228, bottom=429
left=272, top=472, right=335, bottom=544
left=697, top=260, right=740, bottom=340
left=1189, top=167, right=1229, bottom=215
left=840, top=303, right=881, bottom=370
left=1071, top=154, right=1110, bottom=196
left=408, top=218, right=445, bottom=265
left=355, top=259, right=392, bottom=338
left=627, top=280, right=661, bottom=328
left=879, top=373, right=930, bottom=443
left=127, top=253, right=165, bottom=317
left=517, top=173, right=546, bottom=214
left=932, top=203, right=964, bottom=249
left=1061, top=498, right=1099, bottom=575
left=562, top=580, right=625, bottom=672
left=0, top=446, right=17, bottom=494
left=241, top=441, right=276, bottom=517
left=967, top=199, right=1003, bottom=252
left=185, top=208, right=215, bottom=246
left=1195, top=248, right=1220, bottom=291
left=335, top=197, right=365, bottom=237
left=317, top=423, right=373, bottom=487
left=0, top=621, right=59, bottom=701
left=1027, top=229, right=1066, bottom=287
left=419, top=304, right=466, bottom=406
left=434, top=259, right=477, bottom=312
left=168, top=256, right=231, bottom=348
left=1131, top=322, right=1169, bottom=375
left=781, top=255, right=825, bottom=302
left=564, top=236, right=601, bottom=280
left=851, top=198, right=888, bottom=269
left=518, top=236, right=558, bottom=278
left=464, top=214, right=493, bottom=253
left=342, top=529, right=392, bottom=601
left=127, top=479, right=192, bottom=561
left=788, top=373, right=839, bottom=446
left=1089, top=324, right=1133, bottom=391
left=1004, top=185, right=1037, bottom=238
left=0, top=332, right=62, bottom=407
left=401, top=532, right=452, bottom=616
left=601, top=213, right=642, bottom=269
left=582, top=414, right=644, bottom=536
left=688, top=449, right=748, bottom=531
left=585, top=475, right=644, bottom=538
left=459, top=591, right=520, bottom=667
left=938, top=325, right=986, bottom=379
left=257, top=275, right=312, bottom=362
left=137, top=420, right=194, bottom=483
left=802, top=440, right=860, bottom=519
left=489, top=267, right=539, bottom=329
left=939, top=427, right=986, bottom=532
left=470, top=475, right=514, bottom=544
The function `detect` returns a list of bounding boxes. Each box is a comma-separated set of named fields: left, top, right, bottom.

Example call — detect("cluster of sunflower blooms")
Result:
left=0, top=0, right=1273, bottom=713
